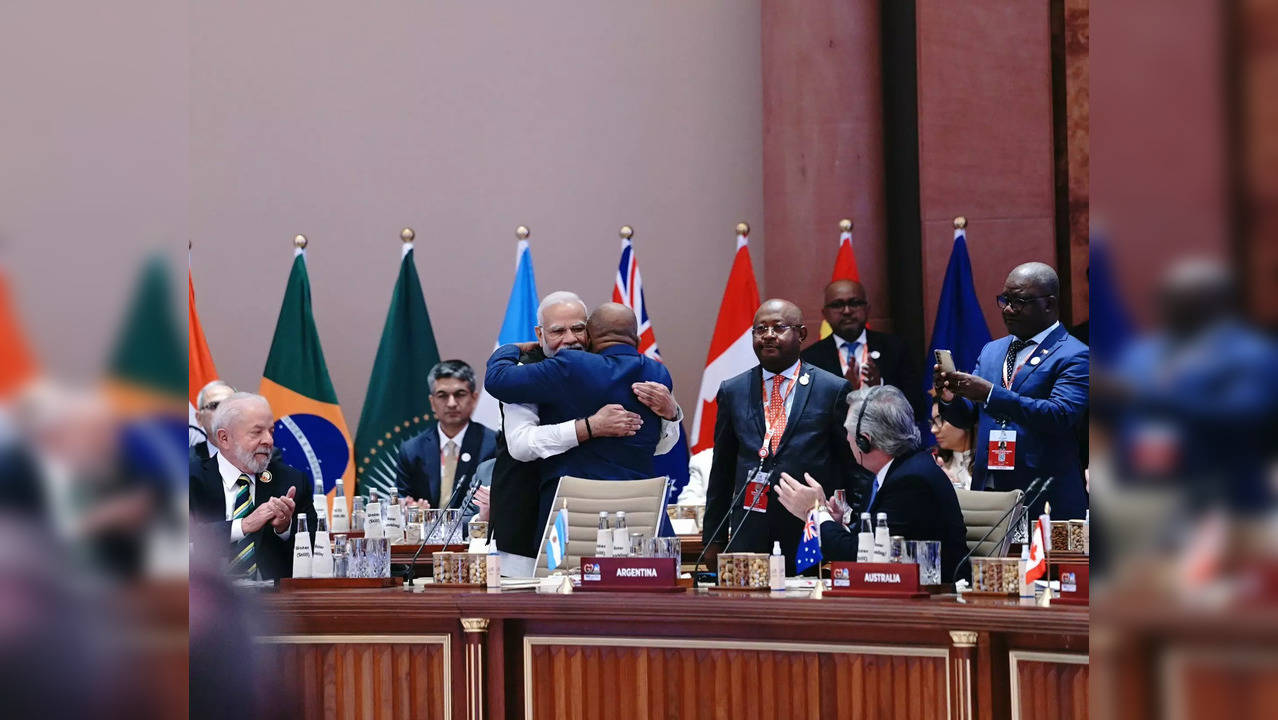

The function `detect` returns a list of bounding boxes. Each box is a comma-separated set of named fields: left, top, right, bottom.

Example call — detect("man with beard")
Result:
left=189, top=393, right=315, bottom=580
left=701, top=299, right=861, bottom=573
left=486, top=302, right=680, bottom=549
left=487, top=291, right=680, bottom=576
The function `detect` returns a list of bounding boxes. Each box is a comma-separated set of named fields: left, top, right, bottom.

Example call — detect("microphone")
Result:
left=955, top=476, right=1054, bottom=575
left=692, top=460, right=766, bottom=583
left=401, top=473, right=473, bottom=586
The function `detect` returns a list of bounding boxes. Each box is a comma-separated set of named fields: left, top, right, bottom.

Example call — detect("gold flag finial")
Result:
left=953, top=216, right=967, bottom=230
left=400, top=228, right=415, bottom=243
left=516, top=225, right=530, bottom=240
left=736, top=221, right=750, bottom=237
left=293, top=234, right=308, bottom=249
left=619, top=225, right=634, bottom=240
left=839, top=218, right=853, bottom=232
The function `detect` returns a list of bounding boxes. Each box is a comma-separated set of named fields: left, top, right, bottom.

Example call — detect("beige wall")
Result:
left=3, top=2, right=765, bottom=429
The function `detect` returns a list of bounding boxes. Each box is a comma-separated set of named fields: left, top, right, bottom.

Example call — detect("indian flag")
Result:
left=260, top=237, right=353, bottom=515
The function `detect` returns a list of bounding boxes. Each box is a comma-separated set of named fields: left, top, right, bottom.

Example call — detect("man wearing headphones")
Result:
left=776, top=385, right=970, bottom=582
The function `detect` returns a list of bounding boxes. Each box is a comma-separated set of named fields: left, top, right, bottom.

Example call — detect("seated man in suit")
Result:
left=485, top=302, right=677, bottom=540
left=776, top=385, right=969, bottom=582
left=934, top=262, right=1089, bottom=519
left=189, top=392, right=315, bottom=580
left=395, top=360, right=499, bottom=511
left=190, top=380, right=236, bottom=462
left=801, top=280, right=923, bottom=418
left=701, top=299, right=862, bottom=574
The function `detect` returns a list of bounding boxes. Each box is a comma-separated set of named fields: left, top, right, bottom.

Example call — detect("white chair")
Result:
left=532, top=475, right=669, bottom=578
left=954, top=488, right=1024, bottom=557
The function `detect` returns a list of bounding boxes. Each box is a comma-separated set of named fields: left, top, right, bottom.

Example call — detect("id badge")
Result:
left=987, top=429, right=1016, bottom=471
left=743, top=469, right=771, bottom=513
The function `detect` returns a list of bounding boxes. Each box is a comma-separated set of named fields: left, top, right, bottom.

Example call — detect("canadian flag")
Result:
left=689, top=226, right=761, bottom=455
left=1024, top=514, right=1050, bottom=584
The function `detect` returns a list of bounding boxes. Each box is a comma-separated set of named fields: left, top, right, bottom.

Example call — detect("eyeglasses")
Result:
left=995, top=294, right=1053, bottom=311
left=752, top=323, right=801, bottom=338
left=824, top=299, right=868, bottom=311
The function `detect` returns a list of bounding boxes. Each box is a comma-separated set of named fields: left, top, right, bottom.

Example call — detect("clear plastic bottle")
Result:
left=1019, top=545, right=1033, bottom=598
left=856, top=512, right=874, bottom=562
left=595, top=511, right=611, bottom=557
left=872, top=512, right=890, bottom=562
left=351, top=496, right=367, bottom=532
left=486, top=545, right=501, bottom=589
left=611, top=511, right=629, bottom=557
left=331, top=478, right=350, bottom=532
left=292, top=514, right=313, bottom=578
left=364, top=500, right=384, bottom=539
left=769, top=541, right=785, bottom=592
left=312, top=516, right=333, bottom=578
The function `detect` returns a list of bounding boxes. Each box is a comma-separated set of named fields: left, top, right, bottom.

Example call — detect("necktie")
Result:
left=867, top=475, right=881, bottom=510
left=766, top=375, right=788, bottom=453
left=230, top=475, right=257, bottom=578
left=440, top=439, right=458, bottom=507
left=1003, top=338, right=1034, bottom=388
left=841, top=342, right=860, bottom=373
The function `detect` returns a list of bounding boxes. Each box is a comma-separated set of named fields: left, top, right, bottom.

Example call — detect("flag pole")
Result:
left=620, top=225, right=633, bottom=241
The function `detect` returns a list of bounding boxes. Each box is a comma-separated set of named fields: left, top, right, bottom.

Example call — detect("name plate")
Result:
left=825, top=562, right=928, bottom=599
left=579, top=557, right=680, bottom=592
left=1055, top=562, right=1089, bottom=605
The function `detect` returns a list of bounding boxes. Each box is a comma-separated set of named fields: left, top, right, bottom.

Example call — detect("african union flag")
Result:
left=260, top=237, right=353, bottom=514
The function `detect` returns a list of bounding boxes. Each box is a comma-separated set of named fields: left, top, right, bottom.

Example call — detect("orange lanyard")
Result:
left=759, top=373, right=797, bottom=457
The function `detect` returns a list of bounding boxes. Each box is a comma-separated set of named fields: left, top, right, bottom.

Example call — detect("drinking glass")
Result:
left=914, top=540, right=942, bottom=584
left=332, top=534, right=349, bottom=578
left=629, top=532, right=647, bottom=557
left=367, top=538, right=390, bottom=578
left=468, top=520, right=489, bottom=542
left=423, top=509, right=441, bottom=543
left=662, top=536, right=682, bottom=560
left=347, top=538, right=367, bottom=578
left=832, top=489, right=852, bottom=527
left=889, top=536, right=907, bottom=563
left=443, top=509, right=463, bottom=546
left=351, top=496, right=367, bottom=532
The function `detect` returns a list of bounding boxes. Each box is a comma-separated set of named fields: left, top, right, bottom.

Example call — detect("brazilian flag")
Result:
left=260, top=241, right=353, bottom=509
left=353, top=237, right=440, bottom=495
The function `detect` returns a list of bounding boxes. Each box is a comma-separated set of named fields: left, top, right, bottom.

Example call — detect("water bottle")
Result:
left=384, top=499, right=404, bottom=544
left=856, top=513, right=873, bottom=562
left=311, top=480, right=328, bottom=531
left=312, top=516, right=333, bottom=578
left=486, top=545, right=501, bottom=590
left=1019, top=545, right=1034, bottom=598
left=291, top=515, right=313, bottom=578
left=364, top=501, right=384, bottom=539
left=331, top=479, right=350, bottom=533
left=595, top=511, right=611, bottom=557
left=612, top=511, right=629, bottom=557
left=872, top=512, right=890, bottom=562
left=351, top=496, right=367, bottom=532
left=769, top=541, right=785, bottom=592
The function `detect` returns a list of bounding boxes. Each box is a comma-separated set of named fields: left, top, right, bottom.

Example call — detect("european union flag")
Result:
left=796, top=506, right=822, bottom=573
left=1086, top=235, right=1131, bottom=365
left=925, top=225, right=992, bottom=380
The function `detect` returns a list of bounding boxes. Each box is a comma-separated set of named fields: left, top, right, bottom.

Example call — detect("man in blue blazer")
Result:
left=935, top=262, right=1089, bottom=519
left=395, top=360, right=498, bottom=510
left=701, top=299, right=863, bottom=574
left=484, top=303, right=676, bottom=536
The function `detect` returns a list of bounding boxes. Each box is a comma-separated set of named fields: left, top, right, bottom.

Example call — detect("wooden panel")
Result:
left=1011, top=656, right=1088, bottom=720
left=525, top=638, right=948, bottom=720
left=262, top=637, right=449, bottom=720
left=1165, top=649, right=1278, bottom=720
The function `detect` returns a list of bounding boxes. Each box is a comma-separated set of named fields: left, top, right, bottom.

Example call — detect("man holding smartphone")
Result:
left=932, top=262, right=1089, bottom=519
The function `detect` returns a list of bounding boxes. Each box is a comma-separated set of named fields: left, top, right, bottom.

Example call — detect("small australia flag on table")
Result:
left=796, top=505, right=822, bottom=573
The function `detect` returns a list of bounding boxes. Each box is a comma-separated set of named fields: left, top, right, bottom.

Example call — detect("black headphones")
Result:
left=854, top=385, right=886, bottom=454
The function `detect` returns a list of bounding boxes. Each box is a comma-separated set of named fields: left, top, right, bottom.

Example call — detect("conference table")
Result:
left=255, top=583, right=1088, bottom=720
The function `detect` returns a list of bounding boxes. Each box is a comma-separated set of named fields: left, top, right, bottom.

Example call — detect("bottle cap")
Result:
left=772, top=541, right=782, bottom=555
left=860, top=512, right=871, bottom=518
left=598, top=510, right=608, bottom=516
left=876, top=512, right=887, bottom=520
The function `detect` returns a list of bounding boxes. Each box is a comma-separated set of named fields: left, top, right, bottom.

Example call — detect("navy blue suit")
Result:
left=484, top=343, right=674, bottom=536
left=940, top=324, right=1089, bottom=519
left=701, top=363, right=863, bottom=574
left=394, top=421, right=498, bottom=509
left=818, top=449, right=970, bottom=583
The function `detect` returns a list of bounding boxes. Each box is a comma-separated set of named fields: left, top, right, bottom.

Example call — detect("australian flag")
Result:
left=613, top=231, right=691, bottom=505
left=796, top=505, right=823, bottom=573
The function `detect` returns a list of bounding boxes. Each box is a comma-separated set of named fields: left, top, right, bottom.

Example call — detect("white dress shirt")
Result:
left=438, top=421, right=470, bottom=458
left=218, top=452, right=291, bottom=543
left=760, top=360, right=801, bottom=435
left=503, top=401, right=682, bottom=463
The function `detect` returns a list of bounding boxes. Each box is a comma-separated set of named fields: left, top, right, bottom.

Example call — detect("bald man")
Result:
left=701, top=299, right=862, bottom=574
left=801, top=280, right=923, bottom=417
left=934, top=262, right=1089, bottom=519
left=484, top=302, right=678, bottom=542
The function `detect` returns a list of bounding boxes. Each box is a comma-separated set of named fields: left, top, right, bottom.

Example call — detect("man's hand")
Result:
left=937, top=369, right=994, bottom=403
left=268, top=486, right=297, bottom=533
left=932, top=363, right=955, bottom=402
left=776, top=472, right=827, bottom=521
left=473, top=485, right=491, bottom=522
left=512, top=341, right=541, bottom=354
left=241, top=502, right=280, bottom=535
left=844, top=359, right=863, bottom=390
left=632, top=382, right=678, bottom=420
left=861, top=355, right=882, bottom=386
left=405, top=496, right=431, bottom=510
left=825, top=496, right=846, bottom=527
left=589, top=404, right=642, bottom=438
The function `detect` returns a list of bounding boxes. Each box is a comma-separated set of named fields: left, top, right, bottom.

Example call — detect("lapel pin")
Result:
left=870, top=350, right=881, bottom=360
left=1029, top=357, right=1042, bottom=366
left=461, top=452, right=472, bottom=463
left=799, top=373, right=810, bottom=386
left=260, top=470, right=273, bottom=484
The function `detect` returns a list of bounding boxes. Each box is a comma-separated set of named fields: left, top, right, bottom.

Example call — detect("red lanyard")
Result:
left=759, top=373, right=797, bottom=458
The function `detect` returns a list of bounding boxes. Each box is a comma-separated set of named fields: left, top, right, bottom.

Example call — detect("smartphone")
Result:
left=934, top=349, right=957, bottom=374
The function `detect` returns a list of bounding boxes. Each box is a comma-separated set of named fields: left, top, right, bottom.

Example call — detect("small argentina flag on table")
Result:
left=545, top=506, right=569, bottom=571
left=796, top=503, right=822, bottom=573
